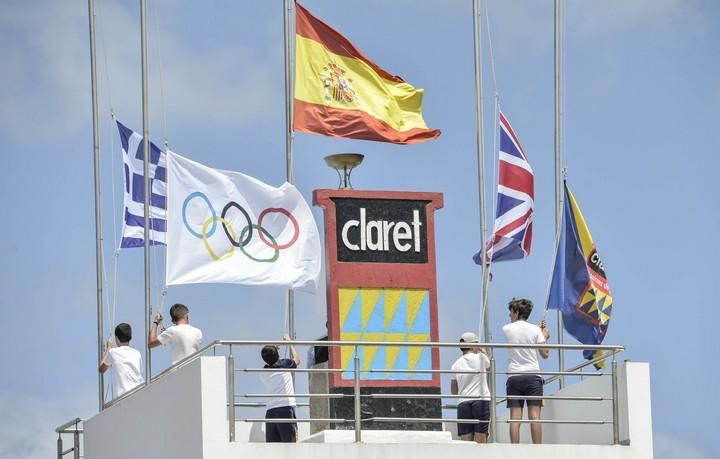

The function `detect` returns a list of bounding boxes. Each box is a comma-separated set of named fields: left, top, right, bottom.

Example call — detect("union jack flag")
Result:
left=474, top=111, right=534, bottom=264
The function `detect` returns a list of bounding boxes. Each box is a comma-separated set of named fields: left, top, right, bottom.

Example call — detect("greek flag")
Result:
left=117, top=121, right=167, bottom=248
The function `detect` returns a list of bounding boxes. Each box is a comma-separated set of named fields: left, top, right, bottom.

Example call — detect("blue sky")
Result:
left=0, top=0, right=718, bottom=457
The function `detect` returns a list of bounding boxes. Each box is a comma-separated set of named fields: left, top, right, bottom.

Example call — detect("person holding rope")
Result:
left=450, top=332, right=491, bottom=443
left=99, top=323, right=144, bottom=397
left=503, top=298, right=550, bottom=444
left=148, top=303, right=203, bottom=365
left=260, top=333, right=300, bottom=442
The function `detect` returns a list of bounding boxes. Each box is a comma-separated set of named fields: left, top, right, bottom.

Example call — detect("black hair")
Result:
left=115, top=323, right=132, bottom=343
left=508, top=298, right=534, bottom=321
left=170, top=303, right=189, bottom=322
left=261, top=345, right=279, bottom=366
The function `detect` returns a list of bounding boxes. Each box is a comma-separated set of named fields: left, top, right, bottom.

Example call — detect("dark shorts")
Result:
left=457, top=400, right=490, bottom=435
left=506, top=375, right=543, bottom=408
left=265, top=406, right=297, bottom=442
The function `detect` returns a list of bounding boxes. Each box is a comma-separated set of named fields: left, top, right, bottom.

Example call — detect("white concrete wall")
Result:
left=84, top=357, right=225, bottom=459
left=84, top=357, right=653, bottom=459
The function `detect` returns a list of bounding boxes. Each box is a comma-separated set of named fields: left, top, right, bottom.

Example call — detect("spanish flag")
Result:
left=548, top=182, right=613, bottom=368
left=293, top=3, right=441, bottom=144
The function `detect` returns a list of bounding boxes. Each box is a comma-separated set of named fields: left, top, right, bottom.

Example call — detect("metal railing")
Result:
left=55, top=418, right=83, bottom=459
left=221, top=339, right=623, bottom=444
left=94, top=338, right=625, bottom=445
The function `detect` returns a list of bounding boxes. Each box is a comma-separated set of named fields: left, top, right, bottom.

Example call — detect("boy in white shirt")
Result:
left=450, top=332, right=491, bottom=443
left=260, top=334, right=300, bottom=442
left=99, top=323, right=144, bottom=397
left=149, top=303, right=203, bottom=365
left=502, top=298, right=550, bottom=444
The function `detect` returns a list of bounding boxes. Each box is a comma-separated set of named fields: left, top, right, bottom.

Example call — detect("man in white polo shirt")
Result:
left=148, top=303, right=203, bottom=365
left=260, top=334, right=300, bottom=442
left=502, top=298, right=550, bottom=444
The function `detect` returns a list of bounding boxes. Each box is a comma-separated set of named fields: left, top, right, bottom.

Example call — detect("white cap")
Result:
left=460, top=332, right=479, bottom=343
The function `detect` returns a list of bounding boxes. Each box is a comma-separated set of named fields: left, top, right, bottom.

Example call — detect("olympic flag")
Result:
left=165, top=152, right=321, bottom=290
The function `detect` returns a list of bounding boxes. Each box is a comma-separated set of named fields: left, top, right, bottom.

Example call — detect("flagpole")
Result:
left=283, top=0, right=296, bottom=339
left=472, top=0, right=491, bottom=344
left=140, top=0, right=152, bottom=384
left=87, top=0, right=104, bottom=411
left=554, top=0, right=565, bottom=389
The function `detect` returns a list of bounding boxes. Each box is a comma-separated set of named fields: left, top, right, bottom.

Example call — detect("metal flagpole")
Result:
left=554, top=0, right=565, bottom=389
left=283, top=0, right=296, bottom=339
left=472, top=0, right=491, bottom=344
left=140, top=0, right=152, bottom=384
left=87, top=0, right=104, bottom=411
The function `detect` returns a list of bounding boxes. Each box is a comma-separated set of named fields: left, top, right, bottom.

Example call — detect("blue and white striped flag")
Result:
left=116, top=120, right=167, bottom=248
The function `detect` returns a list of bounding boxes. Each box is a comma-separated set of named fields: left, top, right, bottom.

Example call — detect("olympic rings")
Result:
left=238, top=224, right=280, bottom=263
left=183, top=192, right=216, bottom=238
left=221, top=201, right=253, bottom=247
left=181, top=191, right=300, bottom=262
left=258, top=208, right=300, bottom=250
left=202, top=216, right=235, bottom=261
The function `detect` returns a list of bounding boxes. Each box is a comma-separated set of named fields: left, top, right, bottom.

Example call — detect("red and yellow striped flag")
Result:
left=293, top=3, right=441, bottom=145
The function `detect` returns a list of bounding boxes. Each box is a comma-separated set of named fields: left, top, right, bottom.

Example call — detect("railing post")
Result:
left=611, top=352, right=619, bottom=445
left=489, top=357, right=497, bottom=443
left=354, top=345, right=361, bottom=443
left=57, top=434, right=62, bottom=459
left=73, top=428, right=80, bottom=459
left=228, top=350, right=236, bottom=442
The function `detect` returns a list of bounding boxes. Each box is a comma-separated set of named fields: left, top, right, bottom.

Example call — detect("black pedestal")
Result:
left=328, top=386, right=442, bottom=431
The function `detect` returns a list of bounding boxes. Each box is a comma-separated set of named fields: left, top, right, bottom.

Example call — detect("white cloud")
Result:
left=654, top=431, right=712, bottom=459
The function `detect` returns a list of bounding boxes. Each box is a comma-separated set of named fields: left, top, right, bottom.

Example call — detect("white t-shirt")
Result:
left=157, top=323, right=203, bottom=364
left=502, top=320, right=546, bottom=375
left=260, top=359, right=297, bottom=410
left=450, top=352, right=491, bottom=403
left=105, top=346, right=144, bottom=397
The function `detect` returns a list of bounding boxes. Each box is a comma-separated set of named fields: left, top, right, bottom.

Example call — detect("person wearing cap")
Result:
left=450, top=331, right=491, bottom=443
left=502, top=298, right=550, bottom=444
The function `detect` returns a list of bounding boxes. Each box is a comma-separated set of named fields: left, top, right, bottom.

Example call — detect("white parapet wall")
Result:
left=84, top=357, right=652, bottom=459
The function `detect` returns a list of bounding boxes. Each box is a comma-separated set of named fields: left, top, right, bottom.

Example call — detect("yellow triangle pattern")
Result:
left=383, top=289, right=405, bottom=329
left=361, top=288, right=383, bottom=329
left=340, top=332, right=362, bottom=371
left=361, top=332, right=385, bottom=376
left=407, top=333, right=430, bottom=375
left=338, top=287, right=359, bottom=329
left=406, top=289, right=427, bottom=331
left=384, top=333, right=406, bottom=374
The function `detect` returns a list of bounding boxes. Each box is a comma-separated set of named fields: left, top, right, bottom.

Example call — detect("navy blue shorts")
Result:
left=506, top=375, right=543, bottom=408
left=265, top=406, right=297, bottom=442
left=457, top=400, right=490, bottom=435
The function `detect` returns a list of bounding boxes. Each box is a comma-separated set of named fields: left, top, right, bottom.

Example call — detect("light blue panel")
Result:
left=364, top=291, right=385, bottom=333
left=409, top=293, right=431, bottom=334
left=342, top=346, right=362, bottom=380
left=342, top=292, right=363, bottom=333
left=413, top=347, right=433, bottom=381
left=386, top=292, right=407, bottom=333
left=366, top=347, right=386, bottom=380
left=388, top=346, right=409, bottom=380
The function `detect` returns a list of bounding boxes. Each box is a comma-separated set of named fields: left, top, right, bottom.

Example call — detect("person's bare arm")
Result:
left=99, top=339, right=112, bottom=373
left=539, top=320, right=551, bottom=359
left=148, top=312, right=163, bottom=348
left=451, top=379, right=459, bottom=395
left=284, top=333, right=300, bottom=366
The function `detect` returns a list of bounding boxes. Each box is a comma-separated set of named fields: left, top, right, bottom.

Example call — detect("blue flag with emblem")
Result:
left=548, top=182, right=613, bottom=368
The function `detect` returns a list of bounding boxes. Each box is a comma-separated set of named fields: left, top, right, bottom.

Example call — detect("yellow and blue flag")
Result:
left=548, top=182, right=613, bottom=367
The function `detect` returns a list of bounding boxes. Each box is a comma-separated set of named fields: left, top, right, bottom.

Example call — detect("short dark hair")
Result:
left=509, top=298, right=534, bottom=321
left=115, top=323, right=132, bottom=343
left=261, top=345, right=279, bottom=366
left=169, top=303, right=189, bottom=322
